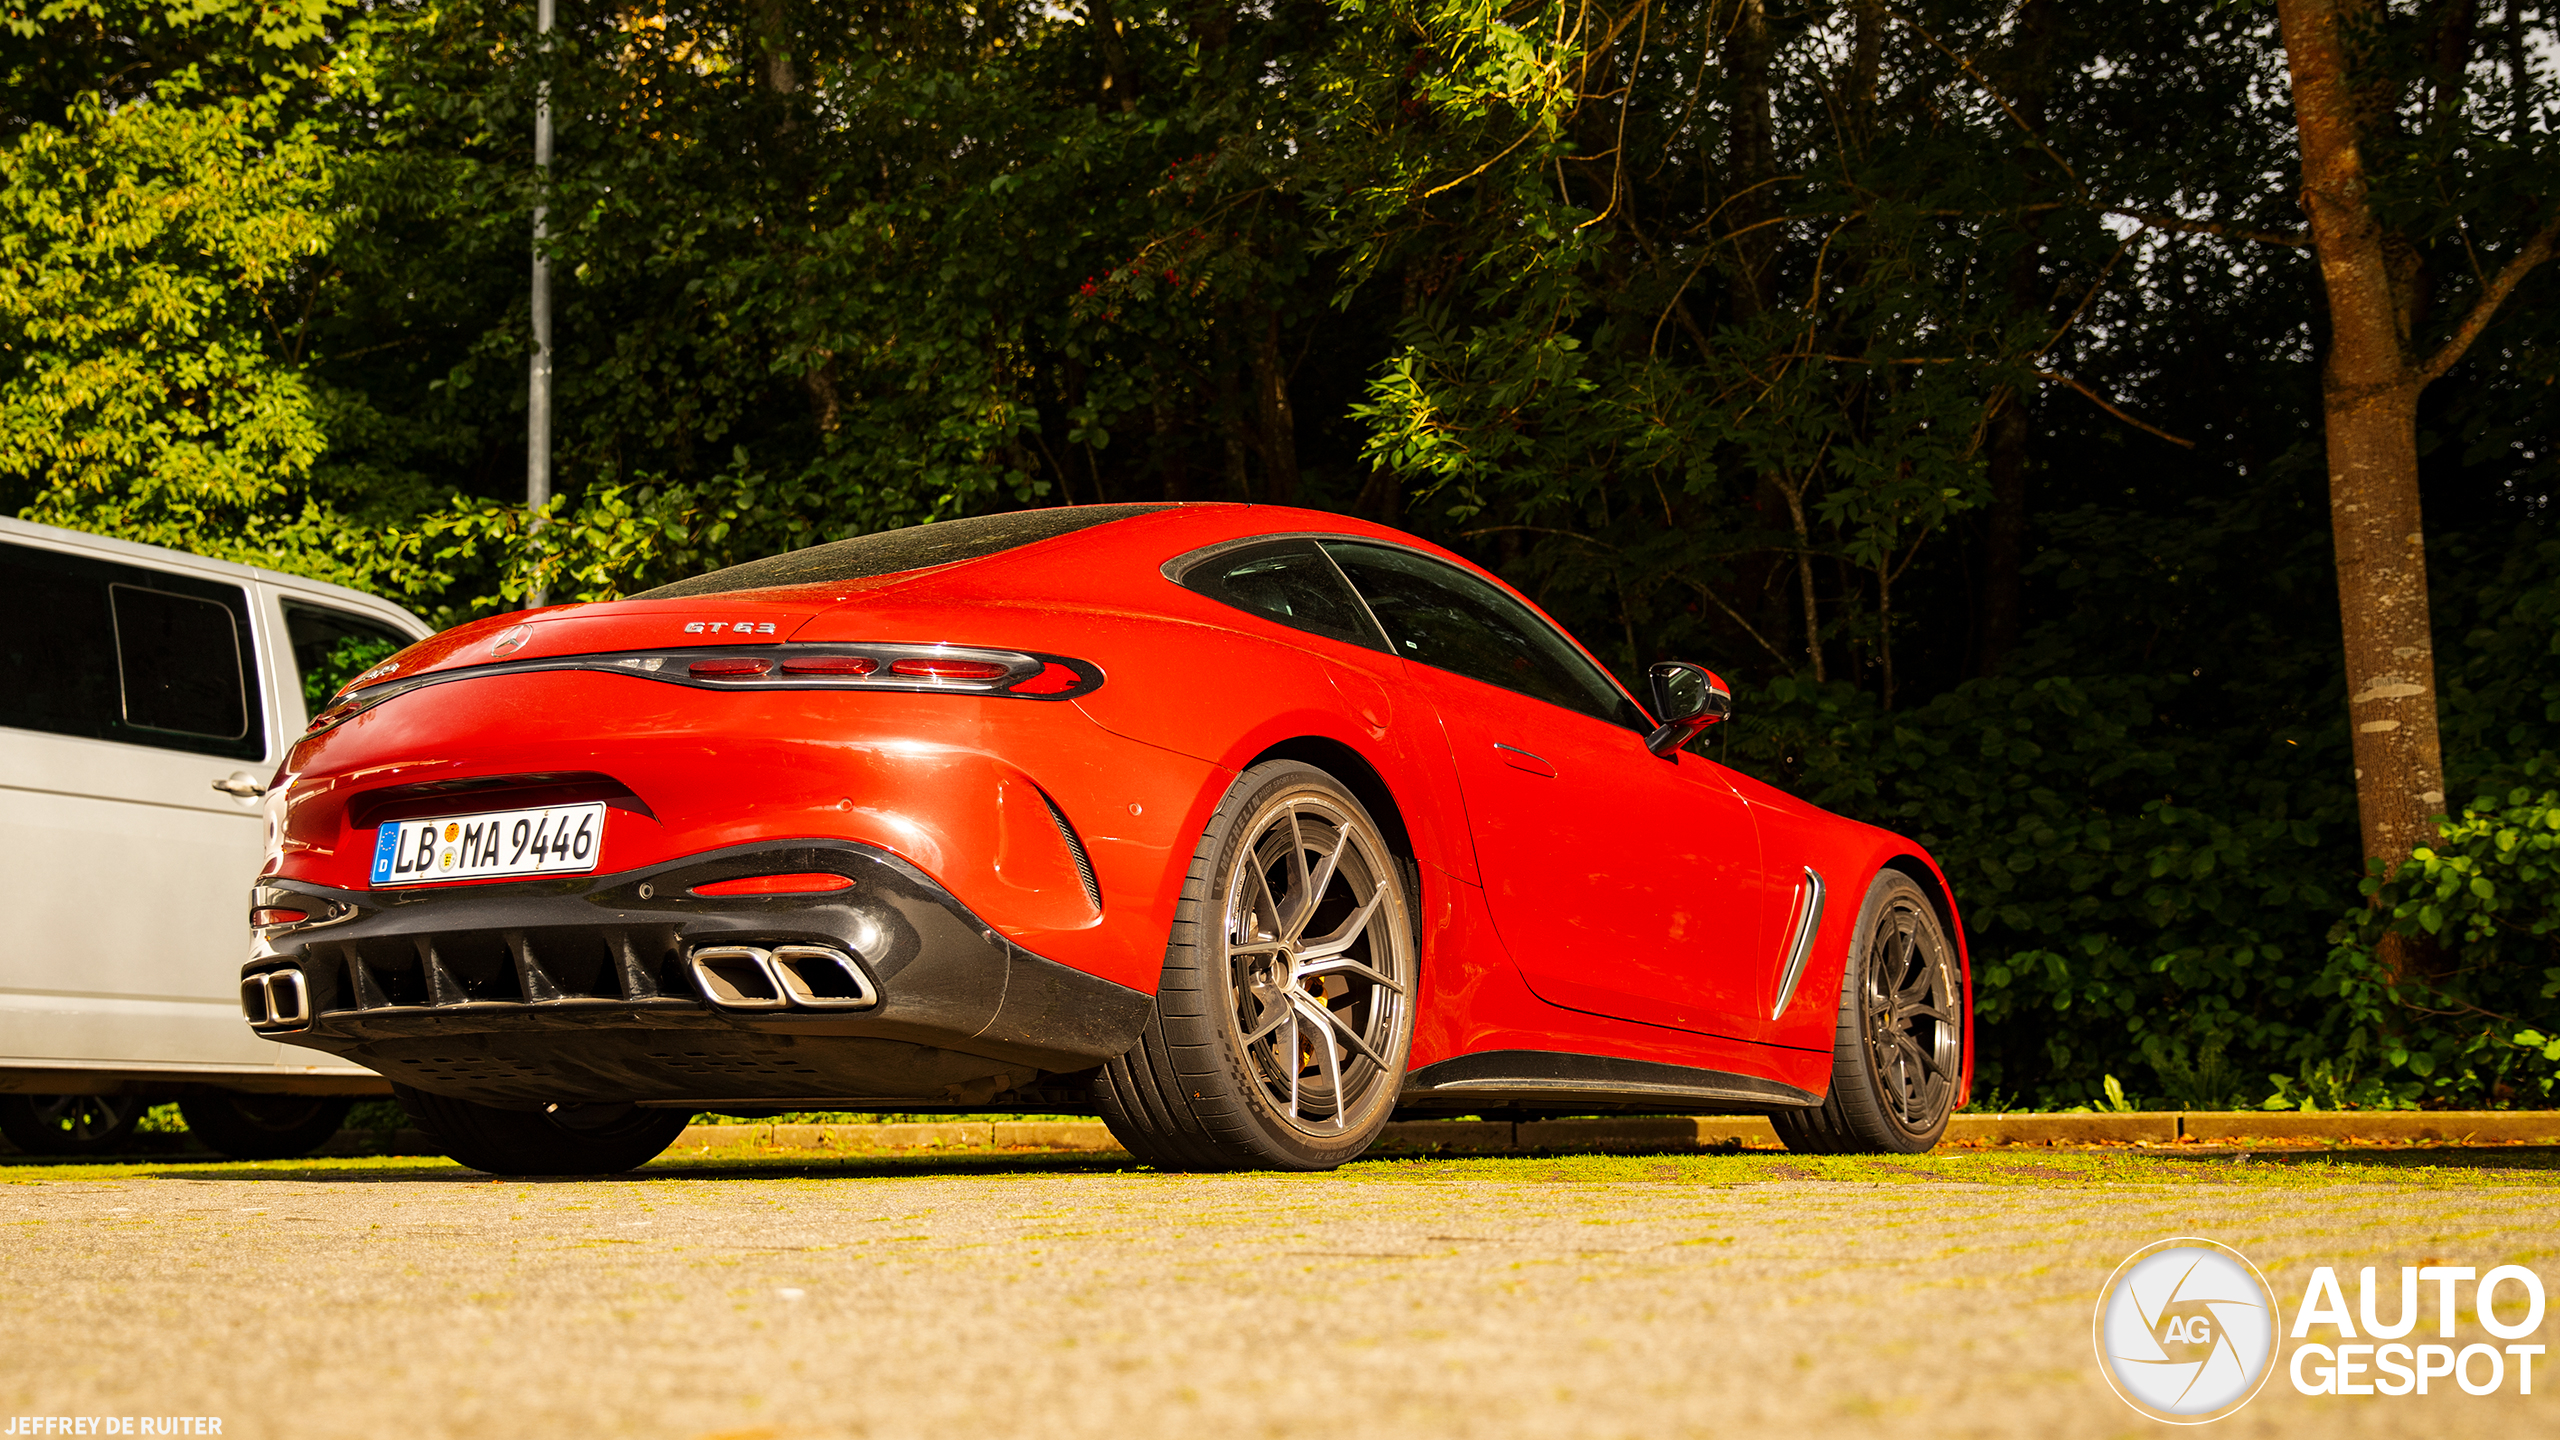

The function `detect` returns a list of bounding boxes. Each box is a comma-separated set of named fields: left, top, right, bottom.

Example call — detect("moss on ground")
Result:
left=6, top=1143, right=2558, bottom=1187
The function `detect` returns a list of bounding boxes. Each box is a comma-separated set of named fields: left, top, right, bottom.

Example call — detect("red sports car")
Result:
left=243, top=504, right=1970, bottom=1173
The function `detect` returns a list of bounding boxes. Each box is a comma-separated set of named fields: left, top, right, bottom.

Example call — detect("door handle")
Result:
left=1493, top=743, right=1556, bottom=778
left=212, top=773, right=266, bottom=798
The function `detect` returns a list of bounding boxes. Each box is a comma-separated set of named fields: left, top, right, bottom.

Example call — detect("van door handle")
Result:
left=212, top=773, right=266, bottom=798
left=1493, top=743, right=1556, bottom=778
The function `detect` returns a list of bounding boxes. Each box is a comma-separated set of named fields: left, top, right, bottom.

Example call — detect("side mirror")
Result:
left=1645, top=662, right=1731, bottom=758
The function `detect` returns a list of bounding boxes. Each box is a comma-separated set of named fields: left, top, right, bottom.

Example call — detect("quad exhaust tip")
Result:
left=690, top=944, right=878, bottom=1012
left=241, top=968, right=310, bottom=1029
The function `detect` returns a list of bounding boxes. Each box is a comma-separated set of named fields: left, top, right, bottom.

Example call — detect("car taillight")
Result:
left=690, top=873, right=857, bottom=897
left=889, top=657, right=1011, bottom=681
left=657, top=643, right=1100, bottom=699
left=299, top=643, right=1103, bottom=727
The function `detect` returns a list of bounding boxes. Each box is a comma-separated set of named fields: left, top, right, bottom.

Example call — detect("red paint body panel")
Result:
left=278, top=502, right=1971, bottom=1104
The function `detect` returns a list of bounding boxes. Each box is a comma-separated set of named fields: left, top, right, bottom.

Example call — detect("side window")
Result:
left=284, top=602, right=411, bottom=711
left=0, top=542, right=120, bottom=740
left=1320, top=541, right=1647, bottom=730
left=1180, top=541, right=1386, bottom=651
left=0, top=541, right=265, bottom=759
left=112, top=585, right=250, bottom=739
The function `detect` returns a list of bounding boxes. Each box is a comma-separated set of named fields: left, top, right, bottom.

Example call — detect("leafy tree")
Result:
left=1, top=0, right=440, bottom=593
left=7, top=0, right=2556, bottom=1106
left=2274, top=0, right=2558, bottom=882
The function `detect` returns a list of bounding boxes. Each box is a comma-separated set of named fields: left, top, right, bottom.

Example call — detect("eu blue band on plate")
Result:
left=370, top=823, right=402, bottom=886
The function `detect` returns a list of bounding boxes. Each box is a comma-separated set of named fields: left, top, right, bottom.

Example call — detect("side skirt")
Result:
left=1398, top=1049, right=1822, bottom=1114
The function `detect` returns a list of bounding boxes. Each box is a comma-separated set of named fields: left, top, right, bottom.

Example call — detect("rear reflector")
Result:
left=889, top=657, right=1012, bottom=681
left=779, top=655, right=879, bottom=676
left=690, top=872, right=858, bottom=897
left=251, top=908, right=309, bottom=927
left=690, top=657, right=773, bottom=677
left=1008, top=661, right=1085, bottom=695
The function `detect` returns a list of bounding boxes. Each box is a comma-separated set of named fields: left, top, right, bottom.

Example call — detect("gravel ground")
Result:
left=2, top=1146, right=2554, bottom=1439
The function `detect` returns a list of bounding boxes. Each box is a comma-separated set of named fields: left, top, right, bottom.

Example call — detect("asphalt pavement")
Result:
left=2, top=1147, right=2553, bottom=1439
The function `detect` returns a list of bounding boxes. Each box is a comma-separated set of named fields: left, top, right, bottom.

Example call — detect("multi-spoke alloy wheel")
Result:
left=1772, top=870, right=1965, bottom=1155
left=0, top=1094, right=147, bottom=1156
left=1096, top=761, right=1416, bottom=1171
left=1857, top=896, right=1963, bottom=1132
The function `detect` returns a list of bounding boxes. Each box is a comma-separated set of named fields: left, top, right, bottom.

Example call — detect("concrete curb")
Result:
left=661, top=1109, right=2560, bottom=1156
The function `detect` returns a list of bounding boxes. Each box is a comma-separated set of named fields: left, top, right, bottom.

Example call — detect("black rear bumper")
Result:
left=246, top=839, right=1150, bottom=1107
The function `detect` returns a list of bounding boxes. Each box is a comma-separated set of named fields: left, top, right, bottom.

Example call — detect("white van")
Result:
left=0, top=517, right=432, bottom=1157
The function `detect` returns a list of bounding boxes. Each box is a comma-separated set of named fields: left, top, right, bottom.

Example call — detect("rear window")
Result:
left=283, top=601, right=412, bottom=711
left=635, top=504, right=1177, bottom=600
left=0, top=539, right=266, bottom=760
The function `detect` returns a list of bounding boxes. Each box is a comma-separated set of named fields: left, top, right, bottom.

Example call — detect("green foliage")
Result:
left=2319, top=776, right=2560, bottom=1107
left=1715, top=662, right=2356, bottom=1107
left=2261, top=1059, right=2422, bottom=1114
left=0, top=0, right=446, bottom=597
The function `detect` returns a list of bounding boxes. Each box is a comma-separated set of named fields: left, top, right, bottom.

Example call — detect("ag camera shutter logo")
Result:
left=2094, top=1238, right=2281, bottom=1423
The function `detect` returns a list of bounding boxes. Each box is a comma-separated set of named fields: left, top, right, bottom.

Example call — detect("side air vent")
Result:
left=1038, top=790, right=1104, bottom=912
left=1770, top=868, right=1827, bottom=1021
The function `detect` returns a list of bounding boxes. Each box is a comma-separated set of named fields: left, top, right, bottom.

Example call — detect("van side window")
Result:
left=283, top=602, right=410, bottom=710
left=0, top=541, right=266, bottom=760
left=111, top=585, right=250, bottom=739
left=0, top=542, right=121, bottom=739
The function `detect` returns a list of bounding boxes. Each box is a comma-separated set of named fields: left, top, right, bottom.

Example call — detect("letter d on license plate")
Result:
left=371, top=802, right=607, bottom=887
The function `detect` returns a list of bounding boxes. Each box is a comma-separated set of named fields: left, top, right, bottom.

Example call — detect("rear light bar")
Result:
left=689, top=872, right=858, bottom=897
left=304, top=644, right=1103, bottom=734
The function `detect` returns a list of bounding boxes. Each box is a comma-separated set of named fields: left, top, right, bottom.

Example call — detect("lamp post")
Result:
left=525, top=0, right=555, bottom=608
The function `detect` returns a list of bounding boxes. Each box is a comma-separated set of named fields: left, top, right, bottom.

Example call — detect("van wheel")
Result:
left=1095, top=761, right=1417, bottom=1172
left=178, top=1094, right=353, bottom=1160
left=0, top=1095, right=148, bottom=1156
left=394, top=1085, right=691, bottom=1175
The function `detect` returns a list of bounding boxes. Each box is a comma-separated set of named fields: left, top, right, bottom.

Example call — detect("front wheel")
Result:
left=395, top=1086, right=691, bottom=1176
left=1772, top=870, right=1965, bottom=1155
left=1095, top=761, right=1417, bottom=1172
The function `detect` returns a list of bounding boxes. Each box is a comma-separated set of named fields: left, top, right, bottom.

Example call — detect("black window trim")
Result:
left=1162, top=532, right=1656, bottom=727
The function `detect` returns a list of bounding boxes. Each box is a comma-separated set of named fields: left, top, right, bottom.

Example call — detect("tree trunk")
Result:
left=1720, top=0, right=1780, bottom=320
left=1979, top=393, right=2028, bottom=672
left=2277, top=0, right=2449, bottom=871
left=1089, top=0, right=1141, bottom=113
left=1248, top=307, right=1299, bottom=504
left=1977, top=0, right=2055, bottom=676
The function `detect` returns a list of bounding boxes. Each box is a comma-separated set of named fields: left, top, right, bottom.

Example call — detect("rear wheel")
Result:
left=394, top=1086, right=691, bottom=1175
left=1096, top=761, right=1417, bottom=1172
left=0, top=1095, right=147, bottom=1156
left=178, top=1093, right=353, bottom=1160
left=1773, top=870, right=1964, bottom=1155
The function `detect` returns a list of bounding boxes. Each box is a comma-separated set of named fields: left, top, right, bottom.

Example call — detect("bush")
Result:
left=2318, top=774, right=2560, bottom=1107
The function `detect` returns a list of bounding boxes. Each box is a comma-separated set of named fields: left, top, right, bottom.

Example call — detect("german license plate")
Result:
left=370, top=802, right=606, bottom=887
